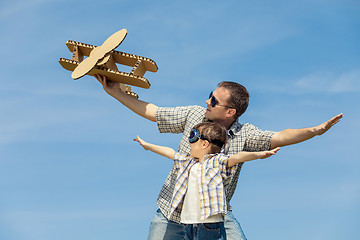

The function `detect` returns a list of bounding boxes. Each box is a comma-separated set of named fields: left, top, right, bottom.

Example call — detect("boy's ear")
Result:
left=202, top=140, right=211, bottom=149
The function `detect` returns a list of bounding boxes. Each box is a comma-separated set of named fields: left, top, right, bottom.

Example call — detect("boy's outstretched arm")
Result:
left=134, top=136, right=175, bottom=160
left=227, top=147, right=280, bottom=167
left=270, top=113, right=343, bottom=149
left=95, top=75, right=158, bottom=122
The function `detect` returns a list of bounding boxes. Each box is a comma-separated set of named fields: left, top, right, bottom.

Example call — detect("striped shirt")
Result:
left=168, top=152, right=236, bottom=221
left=156, top=105, right=275, bottom=222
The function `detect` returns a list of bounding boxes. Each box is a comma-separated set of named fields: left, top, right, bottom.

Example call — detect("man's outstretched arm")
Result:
left=270, top=113, right=343, bottom=149
left=95, top=74, right=158, bottom=122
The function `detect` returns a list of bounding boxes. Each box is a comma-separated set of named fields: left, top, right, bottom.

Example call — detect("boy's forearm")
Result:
left=227, top=148, right=279, bottom=167
left=143, top=142, right=175, bottom=160
left=228, top=152, right=262, bottom=167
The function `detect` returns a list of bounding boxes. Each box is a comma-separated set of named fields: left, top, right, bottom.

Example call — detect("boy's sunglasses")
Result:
left=188, top=128, right=225, bottom=147
left=189, top=128, right=207, bottom=143
left=209, top=91, right=233, bottom=108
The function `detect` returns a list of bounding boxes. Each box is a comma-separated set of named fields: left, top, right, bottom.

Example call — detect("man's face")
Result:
left=204, top=87, right=232, bottom=121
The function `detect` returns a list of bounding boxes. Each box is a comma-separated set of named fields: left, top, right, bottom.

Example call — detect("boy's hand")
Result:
left=133, top=135, right=149, bottom=150
left=259, top=147, right=280, bottom=159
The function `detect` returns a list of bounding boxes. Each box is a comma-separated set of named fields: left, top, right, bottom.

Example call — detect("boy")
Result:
left=134, top=122, right=279, bottom=240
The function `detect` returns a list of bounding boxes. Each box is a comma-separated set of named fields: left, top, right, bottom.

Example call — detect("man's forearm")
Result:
left=270, top=128, right=316, bottom=148
left=270, top=113, right=343, bottom=149
left=112, top=90, right=158, bottom=122
left=96, top=75, right=158, bottom=122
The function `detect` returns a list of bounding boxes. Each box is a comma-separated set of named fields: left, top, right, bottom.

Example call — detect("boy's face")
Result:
left=189, top=127, right=208, bottom=158
left=189, top=139, right=204, bottom=158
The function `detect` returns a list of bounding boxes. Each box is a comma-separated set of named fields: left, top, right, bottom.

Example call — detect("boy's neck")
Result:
left=194, top=150, right=213, bottom=163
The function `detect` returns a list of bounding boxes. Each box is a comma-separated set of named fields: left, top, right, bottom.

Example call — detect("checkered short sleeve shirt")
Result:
left=156, top=105, right=275, bottom=222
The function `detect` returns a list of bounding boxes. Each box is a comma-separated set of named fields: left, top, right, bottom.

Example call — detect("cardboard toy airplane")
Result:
left=59, top=29, right=158, bottom=98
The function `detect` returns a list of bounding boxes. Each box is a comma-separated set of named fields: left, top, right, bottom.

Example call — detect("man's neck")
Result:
left=214, top=118, right=236, bottom=130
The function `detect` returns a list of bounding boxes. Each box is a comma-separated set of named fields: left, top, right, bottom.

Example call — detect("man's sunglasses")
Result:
left=209, top=91, right=232, bottom=108
left=188, top=128, right=225, bottom=147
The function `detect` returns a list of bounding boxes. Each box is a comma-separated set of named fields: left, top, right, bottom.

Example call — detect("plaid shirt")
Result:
left=168, top=152, right=236, bottom=221
left=156, top=105, right=275, bottom=222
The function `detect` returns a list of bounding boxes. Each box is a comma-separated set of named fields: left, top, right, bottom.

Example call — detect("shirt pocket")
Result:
left=203, top=167, right=223, bottom=190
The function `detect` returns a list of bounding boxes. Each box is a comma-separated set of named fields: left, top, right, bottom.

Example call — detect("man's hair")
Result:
left=218, top=81, right=249, bottom=119
left=193, top=122, right=227, bottom=153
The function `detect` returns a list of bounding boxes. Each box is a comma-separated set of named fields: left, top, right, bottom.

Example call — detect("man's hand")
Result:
left=313, top=113, right=343, bottom=136
left=95, top=74, right=123, bottom=97
left=94, top=74, right=158, bottom=122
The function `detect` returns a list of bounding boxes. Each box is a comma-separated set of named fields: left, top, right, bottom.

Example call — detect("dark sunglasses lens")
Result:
left=208, top=91, right=217, bottom=107
left=189, top=129, right=199, bottom=143
left=189, top=130, right=195, bottom=139
left=211, top=96, right=217, bottom=107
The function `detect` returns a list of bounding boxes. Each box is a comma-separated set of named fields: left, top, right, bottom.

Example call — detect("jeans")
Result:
left=184, top=222, right=226, bottom=240
left=147, top=209, right=247, bottom=240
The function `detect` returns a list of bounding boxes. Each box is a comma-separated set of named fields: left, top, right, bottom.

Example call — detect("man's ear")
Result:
left=227, top=108, right=236, bottom=118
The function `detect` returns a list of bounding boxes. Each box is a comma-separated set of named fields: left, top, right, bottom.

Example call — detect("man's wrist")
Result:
left=311, top=126, right=320, bottom=136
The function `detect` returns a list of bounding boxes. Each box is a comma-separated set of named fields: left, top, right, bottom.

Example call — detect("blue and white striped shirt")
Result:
left=167, top=152, right=236, bottom=221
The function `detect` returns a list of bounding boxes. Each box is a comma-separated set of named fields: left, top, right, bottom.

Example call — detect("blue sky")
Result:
left=0, top=0, right=359, bottom=239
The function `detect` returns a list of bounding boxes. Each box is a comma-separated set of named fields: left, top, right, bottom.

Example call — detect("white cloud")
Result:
left=295, top=69, right=360, bottom=93
left=252, top=69, right=360, bottom=94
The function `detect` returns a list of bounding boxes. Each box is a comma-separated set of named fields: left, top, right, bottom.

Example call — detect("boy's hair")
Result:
left=218, top=81, right=249, bottom=119
left=193, top=122, right=227, bottom=153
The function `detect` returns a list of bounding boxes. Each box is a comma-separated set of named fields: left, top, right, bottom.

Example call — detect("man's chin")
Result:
left=204, top=111, right=211, bottom=119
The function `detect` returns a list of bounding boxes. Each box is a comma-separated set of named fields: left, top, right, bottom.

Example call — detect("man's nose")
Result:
left=205, top=98, right=211, bottom=106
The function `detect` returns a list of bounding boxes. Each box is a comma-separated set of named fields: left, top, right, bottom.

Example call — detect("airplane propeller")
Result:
left=71, top=29, right=128, bottom=79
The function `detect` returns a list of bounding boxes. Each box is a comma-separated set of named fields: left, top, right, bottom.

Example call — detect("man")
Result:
left=95, top=75, right=342, bottom=240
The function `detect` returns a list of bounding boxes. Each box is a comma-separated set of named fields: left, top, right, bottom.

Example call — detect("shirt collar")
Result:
left=204, top=115, right=243, bottom=137
left=227, top=120, right=243, bottom=138
left=204, top=153, right=216, bottom=159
